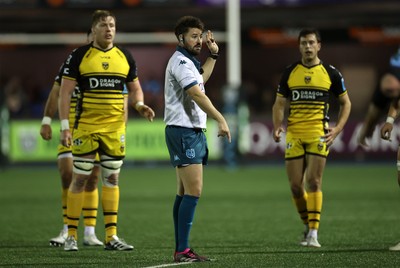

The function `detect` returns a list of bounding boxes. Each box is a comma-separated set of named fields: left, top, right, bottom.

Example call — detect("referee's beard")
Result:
left=184, top=44, right=201, bottom=56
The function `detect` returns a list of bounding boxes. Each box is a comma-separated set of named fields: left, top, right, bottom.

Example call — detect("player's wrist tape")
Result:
left=209, top=52, right=219, bottom=60
left=135, top=101, right=144, bottom=110
left=386, top=116, right=395, bottom=124
left=61, top=119, right=69, bottom=131
left=41, top=116, right=52, bottom=125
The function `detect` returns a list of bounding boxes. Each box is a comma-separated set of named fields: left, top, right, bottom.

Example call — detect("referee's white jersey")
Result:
left=164, top=47, right=207, bottom=129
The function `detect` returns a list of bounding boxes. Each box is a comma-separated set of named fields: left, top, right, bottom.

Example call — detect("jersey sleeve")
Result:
left=276, top=64, right=294, bottom=98
left=54, top=62, right=65, bottom=85
left=119, top=46, right=138, bottom=82
left=61, top=47, right=83, bottom=81
left=172, top=56, right=198, bottom=90
left=327, top=64, right=347, bottom=97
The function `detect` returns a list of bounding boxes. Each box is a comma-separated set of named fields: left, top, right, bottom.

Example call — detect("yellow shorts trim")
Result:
left=57, top=144, right=72, bottom=157
left=57, top=144, right=100, bottom=161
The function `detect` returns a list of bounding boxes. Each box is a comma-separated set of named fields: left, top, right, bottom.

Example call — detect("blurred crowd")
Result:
left=1, top=75, right=49, bottom=119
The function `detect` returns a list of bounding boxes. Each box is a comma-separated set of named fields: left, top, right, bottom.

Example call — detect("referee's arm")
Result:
left=187, top=85, right=231, bottom=142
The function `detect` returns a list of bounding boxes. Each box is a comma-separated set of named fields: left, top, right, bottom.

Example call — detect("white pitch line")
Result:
left=142, top=262, right=193, bottom=268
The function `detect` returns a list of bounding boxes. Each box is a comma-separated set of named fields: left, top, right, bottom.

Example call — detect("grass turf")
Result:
left=1, top=163, right=400, bottom=267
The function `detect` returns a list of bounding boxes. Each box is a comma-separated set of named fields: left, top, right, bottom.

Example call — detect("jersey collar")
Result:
left=177, top=46, right=201, bottom=72
left=300, top=60, right=322, bottom=68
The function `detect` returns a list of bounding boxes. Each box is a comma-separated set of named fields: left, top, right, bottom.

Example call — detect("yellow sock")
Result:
left=62, top=188, right=68, bottom=225
left=83, top=188, right=99, bottom=227
left=102, top=186, right=119, bottom=242
left=307, top=191, right=323, bottom=230
left=292, top=192, right=308, bottom=225
left=67, top=191, right=84, bottom=239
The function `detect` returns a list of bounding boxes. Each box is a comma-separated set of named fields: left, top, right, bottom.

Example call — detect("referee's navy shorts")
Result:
left=165, top=125, right=208, bottom=167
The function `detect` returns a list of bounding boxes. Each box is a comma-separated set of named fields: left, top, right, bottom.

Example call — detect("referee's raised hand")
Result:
left=205, top=30, right=218, bottom=54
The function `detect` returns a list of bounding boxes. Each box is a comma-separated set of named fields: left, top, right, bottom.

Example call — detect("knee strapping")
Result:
left=101, top=156, right=123, bottom=186
left=73, top=157, right=95, bottom=175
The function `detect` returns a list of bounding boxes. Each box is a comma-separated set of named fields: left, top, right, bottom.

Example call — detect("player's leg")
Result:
left=59, top=154, right=73, bottom=222
left=173, top=169, right=184, bottom=253
left=176, top=164, right=202, bottom=251
left=165, top=126, right=209, bottom=262
left=64, top=128, right=97, bottom=251
left=64, top=155, right=95, bottom=251
left=389, top=147, right=400, bottom=251
left=174, top=164, right=210, bottom=262
left=397, top=147, right=400, bottom=188
left=99, top=129, right=133, bottom=251
left=100, top=154, right=122, bottom=244
left=285, top=134, right=309, bottom=245
left=100, top=154, right=133, bottom=250
left=286, top=157, right=308, bottom=245
left=178, top=129, right=209, bottom=262
left=165, top=126, right=187, bottom=257
left=49, top=150, right=72, bottom=247
left=82, top=155, right=102, bottom=246
left=304, top=153, right=326, bottom=248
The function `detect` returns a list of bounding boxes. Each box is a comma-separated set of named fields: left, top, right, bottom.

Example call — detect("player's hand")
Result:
left=273, top=127, right=285, bottom=143
left=381, top=122, right=393, bottom=141
left=40, top=124, right=52, bottom=141
left=60, top=129, right=72, bottom=147
left=323, top=126, right=340, bottom=147
left=205, top=30, right=218, bottom=54
left=138, top=105, right=155, bottom=122
left=217, top=120, right=231, bottom=143
left=322, top=127, right=334, bottom=147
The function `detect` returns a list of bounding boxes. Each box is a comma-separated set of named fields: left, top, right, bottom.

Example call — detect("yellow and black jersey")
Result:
left=62, top=43, right=137, bottom=132
left=277, top=61, right=348, bottom=138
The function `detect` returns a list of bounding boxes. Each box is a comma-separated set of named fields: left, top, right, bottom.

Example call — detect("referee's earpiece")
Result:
left=179, top=35, right=184, bottom=43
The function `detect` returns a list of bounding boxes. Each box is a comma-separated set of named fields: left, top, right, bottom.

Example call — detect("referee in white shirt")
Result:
left=164, top=16, right=231, bottom=263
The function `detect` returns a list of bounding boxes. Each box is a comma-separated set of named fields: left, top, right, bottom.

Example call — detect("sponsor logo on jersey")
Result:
left=89, top=78, right=122, bottom=88
left=292, top=90, right=324, bottom=101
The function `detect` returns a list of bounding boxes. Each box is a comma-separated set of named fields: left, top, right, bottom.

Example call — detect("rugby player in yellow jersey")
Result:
left=272, top=28, right=351, bottom=248
left=58, top=10, right=155, bottom=251
left=40, top=30, right=103, bottom=247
